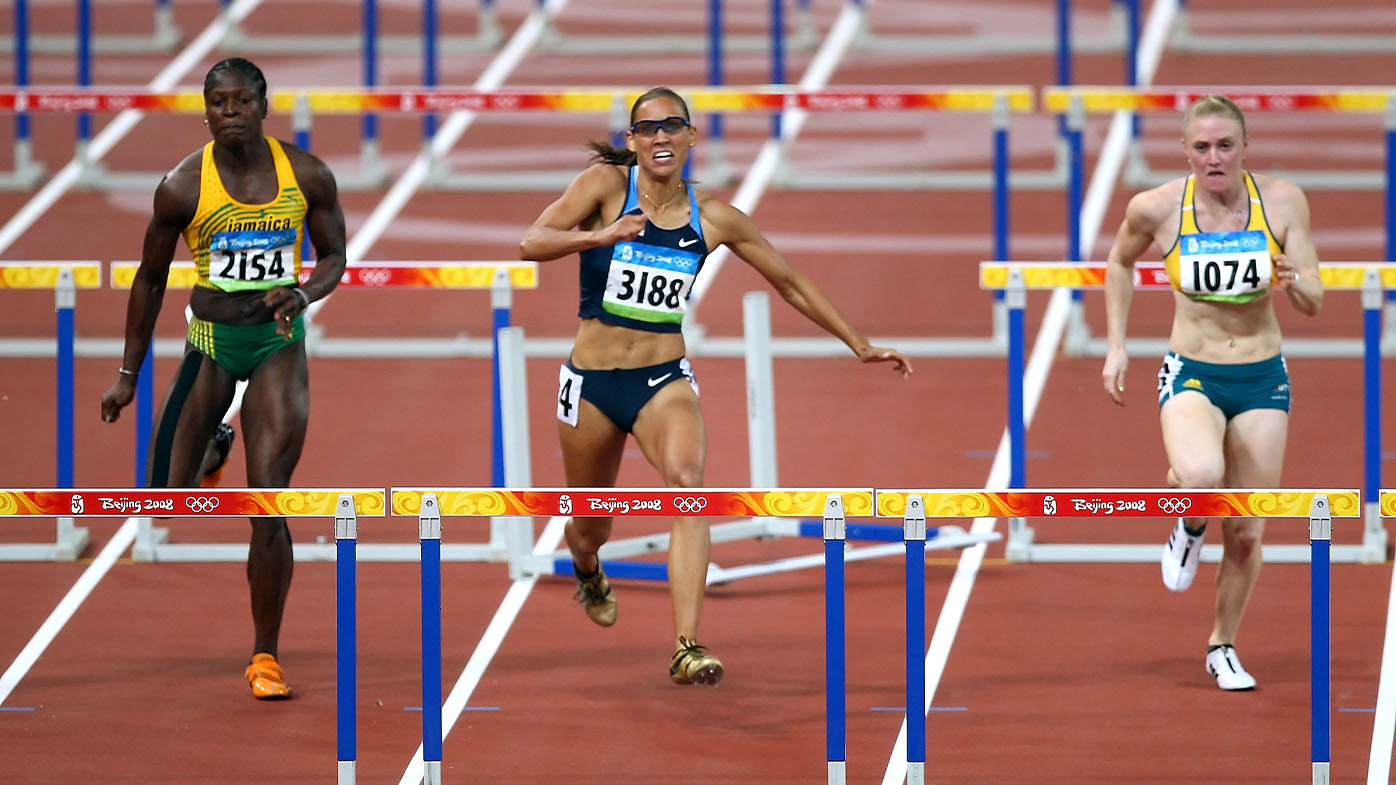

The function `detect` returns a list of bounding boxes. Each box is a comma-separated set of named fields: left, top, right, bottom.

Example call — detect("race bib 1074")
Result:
left=1178, top=229, right=1272, bottom=300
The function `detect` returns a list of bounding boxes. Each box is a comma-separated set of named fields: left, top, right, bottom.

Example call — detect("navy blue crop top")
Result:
left=577, top=166, right=709, bottom=333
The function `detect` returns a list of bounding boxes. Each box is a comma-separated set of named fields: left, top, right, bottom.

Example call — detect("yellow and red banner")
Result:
left=875, top=489, right=1359, bottom=518
left=979, top=261, right=1396, bottom=291
left=0, top=489, right=385, bottom=517
left=1042, top=86, right=1393, bottom=114
left=108, top=261, right=536, bottom=290
left=0, top=261, right=102, bottom=289
left=979, top=261, right=1169, bottom=290
left=391, top=488, right=874, bottom=518
left=0, top=87, right=1034, bottom=115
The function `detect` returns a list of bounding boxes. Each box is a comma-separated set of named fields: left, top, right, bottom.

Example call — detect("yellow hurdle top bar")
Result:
left=0, top=261, right=102, bottom=289
left=876, top=489, right=1359, bottom=518
left=0, top=489, right=385, bottom=517
left=1042, top=86, right=1396, bottom=114
left=979, top=261, right=1396, bottom=291
left=390, top=488, right=875, bottom=517
left=109, top=261, right=537, bottom=290
left=0, top=86, right=1035, bottom=115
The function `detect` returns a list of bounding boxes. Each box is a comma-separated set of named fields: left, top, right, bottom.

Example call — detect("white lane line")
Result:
left=876, top=2, right=1180, bottom=783
left=0, top=519, right=138, bottom=706
left=1368, top=558, right=1396, bottom=784
left=393, top=515, right=568, bottom=785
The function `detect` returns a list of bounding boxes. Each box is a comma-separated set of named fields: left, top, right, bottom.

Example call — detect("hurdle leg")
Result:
left=419, top=494, right=444, bottom=785
left=904, top=496, right=927, bottom=785
left=1361, top=270, right=1388, bottom=563
left=336, top=495, right=359, bottom=785
left=1309, top=495, right=1332, bottom=785
left=824, top=495, right=847, bottom=785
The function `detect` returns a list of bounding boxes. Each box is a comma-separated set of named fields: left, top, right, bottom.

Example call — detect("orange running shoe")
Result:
left=245, top=652, right=292, bottom=700
left=200, top=423, right=236, bottom=488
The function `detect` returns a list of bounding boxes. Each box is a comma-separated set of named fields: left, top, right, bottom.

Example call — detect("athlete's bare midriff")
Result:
left=570, top=318, right=686, bottom=370
left=1167, top=290, right=1283, bottom=363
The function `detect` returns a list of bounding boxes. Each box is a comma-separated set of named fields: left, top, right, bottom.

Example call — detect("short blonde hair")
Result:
left=1182, top=94, right=1247, bottom=140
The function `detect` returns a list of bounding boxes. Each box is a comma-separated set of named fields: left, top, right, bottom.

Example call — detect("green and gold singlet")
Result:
left=187, top=137, right=306, bottom=293
left=1162, top=172, right=1281, bottom=305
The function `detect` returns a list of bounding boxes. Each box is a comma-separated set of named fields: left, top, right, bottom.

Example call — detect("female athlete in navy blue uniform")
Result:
left=521, top=87, right=911, bottom=685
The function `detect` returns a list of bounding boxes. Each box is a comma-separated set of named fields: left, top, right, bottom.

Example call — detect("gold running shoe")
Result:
left=245, top=652, right=292, bottom=700
left=573, top=563, right=617, bottom=627
left=669, top=637, right=723, bottom=686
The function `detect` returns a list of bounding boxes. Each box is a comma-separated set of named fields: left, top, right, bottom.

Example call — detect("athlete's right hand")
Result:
left=1101, top=348, right=1128, bottom=406
left=599, top=212, right=648, bottom=246
left=100, top=377, right=136, bottom=423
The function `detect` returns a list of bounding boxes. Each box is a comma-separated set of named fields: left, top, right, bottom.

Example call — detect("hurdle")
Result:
left=876, top=487, right=1355, bottom=785
left=0, top=487, right=383, bottom=785
left=850, top=0, right=1135, bottom=57
left=393, top=487, right=883, bottom=785
left=0, top=262, right=102, bottom=560
left=0, top=0, right=179, bottom=55
left=1042, top=85, right=1396, bottom=195
left=981, top=261, right=1392, bottom=564
left=101, top=260, right=536, bottom=562
left=1169, top=0, right=1396, bottom=55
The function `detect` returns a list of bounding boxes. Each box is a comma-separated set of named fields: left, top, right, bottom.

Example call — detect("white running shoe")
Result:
left=1205, top=644, right=1257, bottom=691
left=1161, top=518, right=1205, bottom=592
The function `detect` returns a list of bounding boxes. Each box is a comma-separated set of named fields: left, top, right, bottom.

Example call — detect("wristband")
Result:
left=118, top=367, right=139, bottom=378
left=292, top=287, right=310, bottom=309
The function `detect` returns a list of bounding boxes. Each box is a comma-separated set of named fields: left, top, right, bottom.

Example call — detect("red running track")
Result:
left=1, top=1, right=1394, bottom=783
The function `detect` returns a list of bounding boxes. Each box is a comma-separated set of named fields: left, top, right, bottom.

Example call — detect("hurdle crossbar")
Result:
left=0, top=488, right=381, bottom=785
left=93, top=262, right=535, bottom=563
left=982, top=261, right=1393, bottom=565
left=876, top=488, right=1351, bottom=785
left=0, top=85, right=1042, bottom=194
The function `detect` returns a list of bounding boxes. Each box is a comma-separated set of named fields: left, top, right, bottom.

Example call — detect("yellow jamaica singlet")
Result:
left=186, top=136, right=306, bottom=292
left=1162, top=172, right=1281, bottom=304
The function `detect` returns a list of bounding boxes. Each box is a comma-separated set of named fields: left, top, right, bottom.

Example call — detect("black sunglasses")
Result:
left=629, top=116, right=691, bottom=137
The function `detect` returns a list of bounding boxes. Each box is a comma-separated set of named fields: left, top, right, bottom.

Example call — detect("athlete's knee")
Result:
left=1170, top=460, right=1224, bottom=489
left=1223, top=520, right=1264, bottom=560
left=250, top=518, right=291, bottom=547
left=664, top=462, right=704, bottom=489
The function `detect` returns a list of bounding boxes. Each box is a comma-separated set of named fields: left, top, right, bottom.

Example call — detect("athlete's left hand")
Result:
left=264, top=286, right=306, bottom=340
left=857, top=345, right=913, bottom=378
left=1272, top=254, right=1301, bottom=291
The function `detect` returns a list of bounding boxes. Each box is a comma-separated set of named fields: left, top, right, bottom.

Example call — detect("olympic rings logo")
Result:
left=1158, top=497, right=1192, bottom=515
left=358, top=268, right=392, bottom=287
left=674, top=496, right=708, bottom=514
left=185, top=496, right=221, bottom=513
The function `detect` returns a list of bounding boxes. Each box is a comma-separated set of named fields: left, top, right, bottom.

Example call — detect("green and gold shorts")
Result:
left=187, top=315, right=305, bottom=381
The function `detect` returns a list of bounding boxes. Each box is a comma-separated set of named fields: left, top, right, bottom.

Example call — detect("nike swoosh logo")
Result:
left=647, top=373, right=673, bottom=387
left=678, top=237, right=699, bottom=248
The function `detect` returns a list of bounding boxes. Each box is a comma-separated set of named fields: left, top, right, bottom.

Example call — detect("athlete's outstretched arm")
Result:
left=705, top=198, right=911, bottom=377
